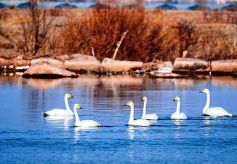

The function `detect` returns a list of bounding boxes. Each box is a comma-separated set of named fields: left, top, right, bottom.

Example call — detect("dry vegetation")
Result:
left=61, top=9, right=165, bottom=61
left=0, top=7, right=237, bottom=63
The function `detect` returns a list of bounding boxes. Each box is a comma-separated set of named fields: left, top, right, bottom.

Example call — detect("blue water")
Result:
left=0, top=75, right=237, bottom=163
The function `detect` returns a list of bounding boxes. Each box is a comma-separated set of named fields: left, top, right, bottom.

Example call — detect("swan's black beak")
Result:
left=173, top=99, right=176, bottom=101
left=124, top=104, right=128, bottom=106
left=199, top=90, right=203, bottom=93
left=80, top=107, right=83, bottom=109
left=71, top=95, right=74, bottom=98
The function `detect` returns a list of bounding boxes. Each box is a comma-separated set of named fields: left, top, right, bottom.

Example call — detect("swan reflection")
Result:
left=128, top=126, right=135, bottom=139
left=127, top=126, right=148, bottom=140
left=202, top=117, right=212, bottom=137
left=172, top=120, right=184, bottom=126
left=172, top=120, right=185, bottom=139
left=73, top=126, right=98, bottom=142
left=74, top=127, right=80, bottom=142
left=45, top=116, right=73, bottom=130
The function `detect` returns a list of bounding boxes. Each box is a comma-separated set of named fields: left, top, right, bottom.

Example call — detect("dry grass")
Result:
left=60, top=8, right=165, bottom=62
left=0, top=9, right=237, bottom=62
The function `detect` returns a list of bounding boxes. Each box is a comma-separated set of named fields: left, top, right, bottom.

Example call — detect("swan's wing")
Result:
left=207, top=107, right=232, bottom=116
left=80, top=120, right=100, bottom=127
left=133, top=119, right=151, bottom=126
left=171, top=112, right=177, bottom=119
left=145, top=113, right=158, bottom=120
left=180, top=113, right=187, bottom=119
left=44, top=108, right=71, bottom=116
left=171, top=112, right=187, bottom=120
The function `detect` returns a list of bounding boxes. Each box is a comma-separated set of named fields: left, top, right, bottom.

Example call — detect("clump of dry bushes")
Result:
left=0, top=7, right=237, bottom=62
left=61, top=9, right=165, bottom=61
left=58, top=8, right=237, bottom=62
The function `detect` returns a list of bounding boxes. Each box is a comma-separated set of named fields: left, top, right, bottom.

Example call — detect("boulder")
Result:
left=149, top=72, right=186, bottom=78
left=13, top=58, right=31, bottom=67
left=101, top=58, right=143, bottom=72
left=13, top=55, right=30, bottom=65
left=174, top=58, right=208, bottom=71
left=15, top=66, right=30, bottom=72
left=56, top=54, right=71, bottom=61
left=142, top=61, right=172, bottom=72
left=211, top=60, right=237, bottom=73
left=0, top=57, right=10, bottom=66
left=23, top=63, right=77, bottom=78
left=31, top=57, right=64, bottom=67
left=64, top=54, right=101, bottom=72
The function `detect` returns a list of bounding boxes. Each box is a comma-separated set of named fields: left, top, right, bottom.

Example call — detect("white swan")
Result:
left=200, top=88, right=232, bottom=117
left=43, top=93, right=74, bottom=117
left=73, top=104, right=100, bottom=127
left=171, top=96, right=187, bottom=120
left=125, top=101, right=151, bottom=127
left=141, top=96, right=158, bottom=120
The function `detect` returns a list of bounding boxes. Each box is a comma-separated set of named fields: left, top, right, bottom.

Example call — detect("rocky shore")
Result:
left=0, top=54, right=237, bottom=78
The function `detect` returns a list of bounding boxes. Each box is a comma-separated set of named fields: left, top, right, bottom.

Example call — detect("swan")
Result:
left=43, top=93, right=74, bottom=117
left=171, top=96, right=187, bottom=120
left=200, top=88, right=232, bottom=117
left=125, top=101, right=151, bottom=127
left=73, top=104, right=100, bottom=127
left=141, top=96, right=159, bottom=120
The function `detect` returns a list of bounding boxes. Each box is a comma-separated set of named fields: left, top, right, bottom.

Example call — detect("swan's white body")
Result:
left=141, top=97, right=158, bottom=120
left=200, top=88, right=232, bottom=117
left=73, top=104, right=100, bottom=127
left=171, top=97, right=187, bottom=120
left=126, top=101, right=151, bottom=127
left=43, top=94, right=73, bottom=116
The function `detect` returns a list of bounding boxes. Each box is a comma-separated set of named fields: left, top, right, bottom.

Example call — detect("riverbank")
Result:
left=0, top=9, right=237, bottom=62
left=0, top=9, right=237, bottom=77
left=1, top=54, right=237, bottom=78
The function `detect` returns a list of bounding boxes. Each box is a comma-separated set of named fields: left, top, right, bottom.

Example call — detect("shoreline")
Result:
left=0, top=55, right=237, bottom=78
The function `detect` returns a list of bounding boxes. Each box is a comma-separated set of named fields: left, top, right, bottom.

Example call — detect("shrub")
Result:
left=61, top=8, right=165, bottom=62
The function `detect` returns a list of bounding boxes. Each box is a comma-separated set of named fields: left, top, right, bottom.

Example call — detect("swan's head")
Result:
left=173, top=96, right=181, bottom=102
left=125, top=101, right=134, bottom=107
left=65, top=93, right=73, bottom=99
left=74, top=103, right=83, bottom=110
left=199, top=88, right=209, bottom=94
left=141, top=96, right=147, bottom=101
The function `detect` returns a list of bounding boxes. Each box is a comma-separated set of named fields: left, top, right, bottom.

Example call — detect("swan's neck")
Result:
left=176, top=101, right=180, bottom=114
left=142, top=100, right=147, bottom=117
left=129, top=105, right=134, bottom=124
left=203, top=91, right=210, bottom=113
left=64, top=97, right=71, bottom=113
left=74, top=108, right=80, bottom=126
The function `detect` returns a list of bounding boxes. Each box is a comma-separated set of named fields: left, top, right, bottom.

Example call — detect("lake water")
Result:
left=0, top=75, right=237, bottom=163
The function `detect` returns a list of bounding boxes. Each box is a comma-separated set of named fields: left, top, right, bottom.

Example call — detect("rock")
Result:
left=174, top=58, right=208, bottom=71
left=101, top=58, right=143, bottom=72
left=164, top=61, right=173, bottom=67
left=56, top=54, right=70, bottom=61
left=149, top=72, right=187, bottom=78
left=0, top=57, right=10, bottom=66
left=142, top=61, right=172, bottom=72
left=211, top=60, right=237, bottom=73
left=64, top=54, right=101, bottom=72
left=13, top=58, right=31, bottom=67
left=23, top=63, right=77, bottom=78
left=16, top=66, right=30, bottom=72
left=31, top=57, right=64, bottom=67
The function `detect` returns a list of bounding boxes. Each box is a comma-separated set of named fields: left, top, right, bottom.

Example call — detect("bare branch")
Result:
left=112, top=31, right=128, bottom=60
